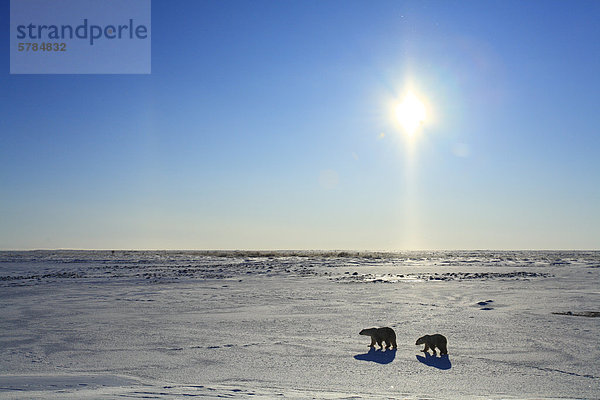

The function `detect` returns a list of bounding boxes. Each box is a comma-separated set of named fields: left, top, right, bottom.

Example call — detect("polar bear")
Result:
left=359, top=327, right=397, bottom=349
left=415, top=334, right=448, bottom=355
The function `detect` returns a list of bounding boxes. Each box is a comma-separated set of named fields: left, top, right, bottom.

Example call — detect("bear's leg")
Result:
left=377, top=340, right=383, bottom=348
left=439, top=344, right=448, bottom=355
left=369, top=337, right=376, bottom=347
left=421, top=344, right=430, bottom=353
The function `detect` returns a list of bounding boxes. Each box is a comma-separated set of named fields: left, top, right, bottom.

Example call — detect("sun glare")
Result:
left=395, top=92, right=426, bottom=136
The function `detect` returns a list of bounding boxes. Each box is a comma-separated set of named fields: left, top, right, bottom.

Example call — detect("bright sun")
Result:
left=395, top=92, right=426, bottom=136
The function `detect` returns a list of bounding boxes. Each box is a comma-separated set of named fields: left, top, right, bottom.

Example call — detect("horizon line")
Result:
left=1, top=248, right=598, bottom=252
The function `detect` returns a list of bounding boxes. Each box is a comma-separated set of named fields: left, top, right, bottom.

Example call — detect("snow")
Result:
left=0, top=251, right=598, bottom=399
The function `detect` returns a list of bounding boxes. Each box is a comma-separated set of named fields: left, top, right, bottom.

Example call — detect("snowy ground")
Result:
left=0, top=251, right=598, bottom=399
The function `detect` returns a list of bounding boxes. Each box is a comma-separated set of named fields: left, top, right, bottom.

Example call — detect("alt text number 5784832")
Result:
left=18, top=42, right=67, bottom=51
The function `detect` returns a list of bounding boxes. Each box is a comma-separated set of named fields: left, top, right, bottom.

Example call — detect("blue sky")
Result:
left=1, top=0, right=599, bottom=250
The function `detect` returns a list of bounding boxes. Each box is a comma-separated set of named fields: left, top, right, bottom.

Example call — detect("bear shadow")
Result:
left=354, top=347, right=396, bottom=364
left=416, top=353, right=452, bottom=370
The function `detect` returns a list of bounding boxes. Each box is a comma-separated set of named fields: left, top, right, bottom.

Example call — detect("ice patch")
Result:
left=333, top=271, right=553, bottom=283
left=552, top=311, right=600, bottom=318
left=0, top=374, right=139, bottom=392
